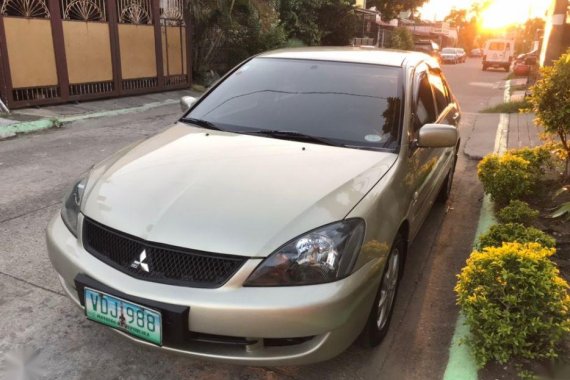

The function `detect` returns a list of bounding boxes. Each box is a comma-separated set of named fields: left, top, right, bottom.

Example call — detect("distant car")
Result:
left=482, top=39, right=515, bottom=72
left=513, top=49, right=539, bottom=76
left=470, top=48, right=482, bottom=57
left=47, top=47, right=461, bottom=366
left=414, top=40, right=441, bottom=62
left=441, top=47, right=460, bottom=64
left=455, top=48, right=466, bottom=63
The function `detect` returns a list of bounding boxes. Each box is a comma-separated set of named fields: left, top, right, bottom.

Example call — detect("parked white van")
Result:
left=482, top=39, right=514, bottom=72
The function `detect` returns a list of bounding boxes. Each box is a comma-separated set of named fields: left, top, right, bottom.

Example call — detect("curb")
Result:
left=443, top=81, right=510, bottom=380
left=0, top=98, right=178, bottom=140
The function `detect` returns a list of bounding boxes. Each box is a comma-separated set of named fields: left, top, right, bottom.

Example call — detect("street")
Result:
left=1, top=57, right=507, bottom=379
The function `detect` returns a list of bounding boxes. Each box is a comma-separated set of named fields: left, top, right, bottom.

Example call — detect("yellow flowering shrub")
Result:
left=477, top=153, right=535, bottom=206
left=455, top=243, right=570, bottom=367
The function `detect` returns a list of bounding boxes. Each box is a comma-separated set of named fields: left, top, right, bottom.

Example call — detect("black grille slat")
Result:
left=83, top=218, right=247, bottom=288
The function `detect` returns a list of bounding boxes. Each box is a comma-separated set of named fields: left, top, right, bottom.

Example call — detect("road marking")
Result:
left=443, top=79, right=510, bottom=380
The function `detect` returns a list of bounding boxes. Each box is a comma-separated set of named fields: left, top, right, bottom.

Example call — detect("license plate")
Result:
left=84, top=288, right=162, bottom=345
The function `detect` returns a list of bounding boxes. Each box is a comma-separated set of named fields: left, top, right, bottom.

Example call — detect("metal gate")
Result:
left=0, top=0, right=191, bottom=109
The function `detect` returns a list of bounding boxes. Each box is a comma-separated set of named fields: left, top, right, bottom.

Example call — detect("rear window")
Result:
left=187, top=58, right=403, bottom=151
left=442, top=48, right=455, bottom=53
left=488, top=42, right=506, bottom=51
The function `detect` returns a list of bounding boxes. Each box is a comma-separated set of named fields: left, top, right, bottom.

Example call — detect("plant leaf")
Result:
left=550, top=202, right=570, bottom=218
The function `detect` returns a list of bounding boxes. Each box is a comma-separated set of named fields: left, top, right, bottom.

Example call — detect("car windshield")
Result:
left=185, top=58, right=403, bottom=151
left=442, top=48, right=455, bottom=54
left=488, top=42, right=506, bottom=51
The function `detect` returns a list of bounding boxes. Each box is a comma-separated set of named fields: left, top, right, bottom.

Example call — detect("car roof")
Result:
left=257, top=47, right=433, bottom=68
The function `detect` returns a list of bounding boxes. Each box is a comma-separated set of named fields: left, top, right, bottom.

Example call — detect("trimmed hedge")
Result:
left=455, top=242, right=570, bottom=367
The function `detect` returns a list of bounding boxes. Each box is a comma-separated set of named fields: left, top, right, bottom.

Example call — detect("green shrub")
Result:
left=529, top=49, right=570, bottom=177
left=496, top=200, right=539, bottom=226
left=509, top=146, right=552, bottom=175
left=455, top=242, right=570, bottom=367
left=477, top=223, right=555, bottom=250
left=477, top=153, right=535, bottom=205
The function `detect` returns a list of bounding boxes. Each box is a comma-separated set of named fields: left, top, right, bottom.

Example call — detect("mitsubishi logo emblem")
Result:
left=130, top=250, right=149, bottom=272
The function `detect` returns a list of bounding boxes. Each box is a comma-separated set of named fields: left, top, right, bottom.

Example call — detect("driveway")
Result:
left=1, top=57, right=502, bottom=379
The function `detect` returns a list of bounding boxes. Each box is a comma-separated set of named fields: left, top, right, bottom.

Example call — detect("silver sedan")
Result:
left=47, top=47, right=460, bottom=365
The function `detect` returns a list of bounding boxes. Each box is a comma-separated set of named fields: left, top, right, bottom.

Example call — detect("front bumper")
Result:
left=46, top=213, right=382, bottom=365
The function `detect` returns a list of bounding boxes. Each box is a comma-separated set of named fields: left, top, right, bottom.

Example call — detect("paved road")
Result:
left=0, top=57, right=504, bottom=379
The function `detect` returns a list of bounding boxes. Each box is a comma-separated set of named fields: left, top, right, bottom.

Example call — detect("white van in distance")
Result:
left=482, top=39, right=514, bottom=72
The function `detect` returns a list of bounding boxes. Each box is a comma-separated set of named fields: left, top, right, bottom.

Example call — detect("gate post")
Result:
left=152, top=0, right=165, bottom=89
left=48, top=0, right=70, bottom=101
left=106, top=0, right=123, bottom=96
left=0, top=15, right=14, bottom=108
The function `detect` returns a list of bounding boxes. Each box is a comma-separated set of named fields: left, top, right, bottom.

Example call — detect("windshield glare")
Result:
left=186, top=58, right=403, bottom=151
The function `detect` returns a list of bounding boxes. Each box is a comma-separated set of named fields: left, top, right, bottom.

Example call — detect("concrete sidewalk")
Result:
left=0, top=89, right=199, bottom=139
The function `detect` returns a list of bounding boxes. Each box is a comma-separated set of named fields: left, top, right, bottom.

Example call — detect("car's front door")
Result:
left=407, top=66, right=458, bottom=238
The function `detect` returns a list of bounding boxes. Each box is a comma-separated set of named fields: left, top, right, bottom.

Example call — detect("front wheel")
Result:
left=359, top=235, right=405, bottom=347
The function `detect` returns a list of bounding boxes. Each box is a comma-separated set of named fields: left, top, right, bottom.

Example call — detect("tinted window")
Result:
left=488, top=42, right=506, bottom=50
left=188, top=58, right=403, bottom=150
left=414, top=75, right=436, bottom=130
left=429, top=72, right=449, bottom=115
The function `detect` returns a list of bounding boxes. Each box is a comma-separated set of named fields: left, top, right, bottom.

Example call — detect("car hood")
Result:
left=83, top=123, right=397, bottom=257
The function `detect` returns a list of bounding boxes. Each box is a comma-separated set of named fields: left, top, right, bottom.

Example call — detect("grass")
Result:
left=480, top=100, right=530, bottom=114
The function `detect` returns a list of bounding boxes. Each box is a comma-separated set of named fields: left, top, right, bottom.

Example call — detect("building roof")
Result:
left=257, top=47, right=431, bottom=67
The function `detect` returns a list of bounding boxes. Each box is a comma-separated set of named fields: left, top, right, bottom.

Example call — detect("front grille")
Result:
left=82, top=218, right=247, bottom=288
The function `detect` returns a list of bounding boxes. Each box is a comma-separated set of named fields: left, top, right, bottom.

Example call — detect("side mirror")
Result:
left=180, top=96, right=197, bottom=113
left=417, top=124, right=458, bottom=148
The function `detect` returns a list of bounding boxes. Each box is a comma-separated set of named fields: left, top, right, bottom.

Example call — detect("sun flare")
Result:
left=480, top=0, right=534, bottom=30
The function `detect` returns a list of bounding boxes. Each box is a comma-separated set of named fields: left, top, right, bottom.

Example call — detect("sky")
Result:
left=419, top=0, right=550, bottom=28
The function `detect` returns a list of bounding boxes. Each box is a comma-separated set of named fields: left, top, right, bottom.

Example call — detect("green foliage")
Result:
left=477, top=223, right=556, bottom=250
left=509, top=146, right=552, bottom=175
left=455, top=243, right=570, bottom=367
left=529, top=49, right=570, bottom=177
left=496, top=200, right=539, bottom=226
left=477, top=153, right=536, bottom=206
left=551, top=202, right=570, bottom=219
left=368, top=0, right=428, bottom=21
left=279, top=0, right=356, bottom=46
left=389, top=27, right=414, bottom=50
left=189, top=0, right=287, bottom=79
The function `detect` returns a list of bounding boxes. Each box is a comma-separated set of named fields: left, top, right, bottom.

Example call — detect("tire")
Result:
left=482, top=64, right=487, bottom=71
left=504, top=64, right=510, bottom=72
left=359, top=235, right=405, bottom=347
left=437, top=147, right=458, bottom=203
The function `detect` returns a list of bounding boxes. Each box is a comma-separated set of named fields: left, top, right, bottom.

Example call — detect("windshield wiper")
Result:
left=180, top=117, right=224, bottom=131
left=244, top=130, right=345, bottom=147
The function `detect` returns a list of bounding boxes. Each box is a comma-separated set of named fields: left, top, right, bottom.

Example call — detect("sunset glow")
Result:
left=420, top=0, right=549, bottom=29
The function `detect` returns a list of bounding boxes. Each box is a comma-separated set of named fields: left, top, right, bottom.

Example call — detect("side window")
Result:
left=414, top=74, right=437, bottom=132
left=429, top=72, right=450, bottom=116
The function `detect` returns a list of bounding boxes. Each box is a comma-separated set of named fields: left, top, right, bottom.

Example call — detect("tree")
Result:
left=529, top=50, right=570, bottom=177
left=444, top=8, right=467, bottom=27
left=187, top=0, right=286, bottom=80
left=279, top=0, right=356, bottom=46
left=444, top=8, right=478, bottom=52
left=389, top=27, right=414, bottom=50
left=368, top=0, right=428, bottom=21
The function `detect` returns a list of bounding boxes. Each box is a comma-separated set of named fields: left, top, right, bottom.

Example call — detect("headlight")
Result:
left=61, top=176, right=88, bottom=237
left=244, top=219, right=365, bottom=286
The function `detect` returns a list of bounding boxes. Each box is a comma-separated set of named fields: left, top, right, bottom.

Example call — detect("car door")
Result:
left=426, top=69, right=460, bottom=195
left=407, top=66, right=439, bottom=238
left=408, top=67, right=459, bottom=238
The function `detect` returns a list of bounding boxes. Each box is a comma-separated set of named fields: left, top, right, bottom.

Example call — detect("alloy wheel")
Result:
left=376, top=248, right=400, bottom=330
